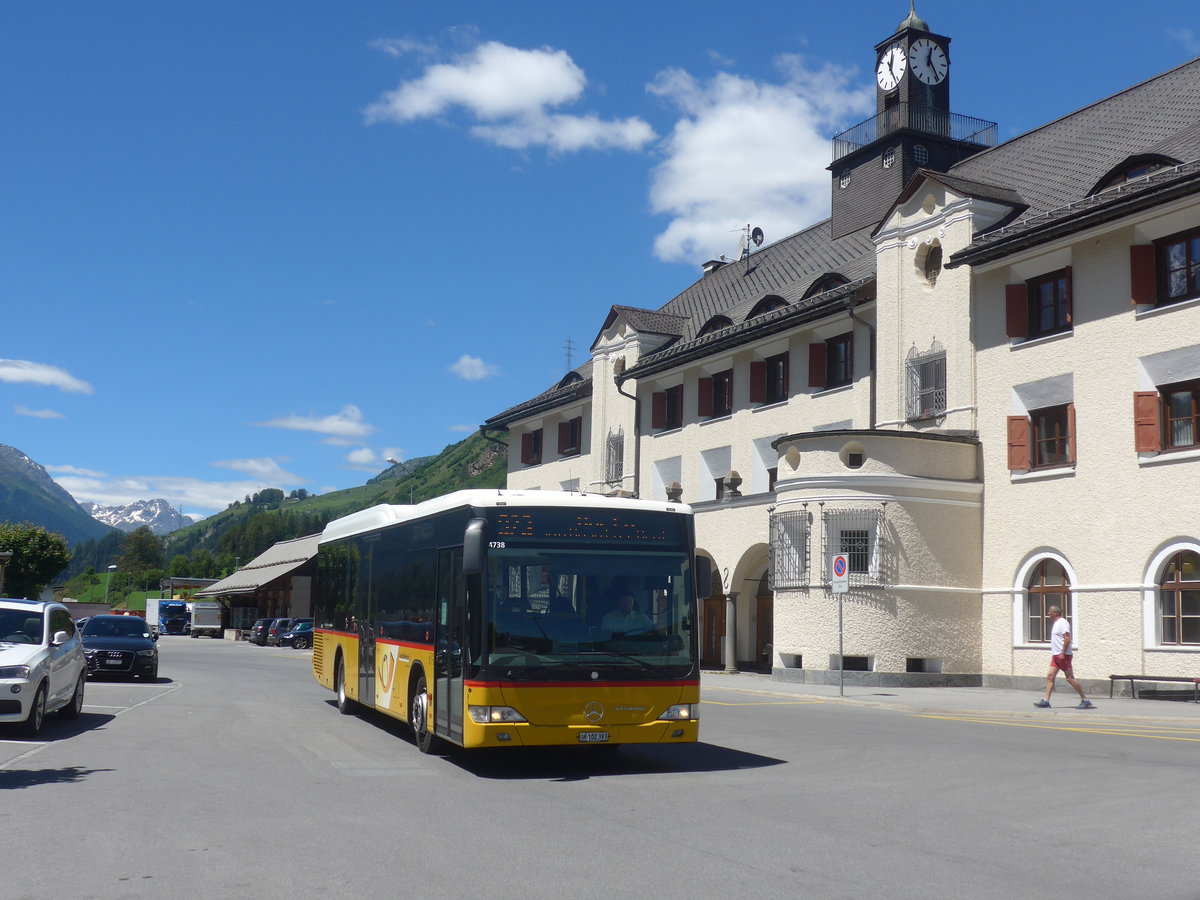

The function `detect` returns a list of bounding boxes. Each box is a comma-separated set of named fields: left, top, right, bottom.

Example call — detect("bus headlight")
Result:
left=657, top=704, right=696, bottom=721
left=469, top=705, right=528, bottom=724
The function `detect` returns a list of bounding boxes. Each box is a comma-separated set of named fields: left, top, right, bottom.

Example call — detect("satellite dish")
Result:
left=751, top=227, right=764, bottom=247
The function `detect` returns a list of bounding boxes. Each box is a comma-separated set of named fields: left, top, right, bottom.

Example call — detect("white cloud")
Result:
left=15, top=404, right=64, bottom=419
left=448, top=424, right=475, bottom=433
left=0, top=359, right=93, bottom=394
left=257, top=404, right=376, bottom=439
left=55, top=473, right=294, bottom=515
left=46, top=464, right=106, bottom=478
left=365, top=40, right=655, bottom=154
left=646, top=56, right=873, bottom=264
left=449, top=354, right=501, bottom=381
left=211, top=457, right=303, bottom=482
left=346, top=448, right=376, bottom=466
left=369, top=36, right=437, bottom=58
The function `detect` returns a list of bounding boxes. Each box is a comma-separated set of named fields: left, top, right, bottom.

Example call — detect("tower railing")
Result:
left=832, top=104, right=997, bottom=161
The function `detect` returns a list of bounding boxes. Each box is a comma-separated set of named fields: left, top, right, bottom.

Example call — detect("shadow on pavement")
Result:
left=447, top=741, right=786, bottom=781
left=0, top=765, right=115, bottom=790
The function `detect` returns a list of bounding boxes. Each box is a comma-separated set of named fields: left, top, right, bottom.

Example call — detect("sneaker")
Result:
left=1034, top=699, right=1051, bottom=708
left=1077, top=700, right=1095, bottom=709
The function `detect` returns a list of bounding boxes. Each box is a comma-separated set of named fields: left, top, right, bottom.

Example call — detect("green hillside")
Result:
left=165, top=430, right=507, bottom=561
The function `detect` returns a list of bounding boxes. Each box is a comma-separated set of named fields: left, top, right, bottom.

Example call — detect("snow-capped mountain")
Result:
left=81, top=498, right=190, bottom=535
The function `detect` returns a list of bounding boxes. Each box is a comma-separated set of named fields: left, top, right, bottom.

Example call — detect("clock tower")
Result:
left=829, top=3, right=996, bottom=239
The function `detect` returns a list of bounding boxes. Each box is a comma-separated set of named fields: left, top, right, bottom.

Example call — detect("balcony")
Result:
left=832, top=104, right=997, bottom=162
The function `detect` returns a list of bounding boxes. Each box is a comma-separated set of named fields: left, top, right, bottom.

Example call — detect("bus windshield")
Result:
left=483, top=547, right=696, bottom=681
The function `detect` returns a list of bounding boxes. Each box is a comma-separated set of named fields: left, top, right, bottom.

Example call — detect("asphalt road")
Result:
left=3, top=637, right=1198, bottom=900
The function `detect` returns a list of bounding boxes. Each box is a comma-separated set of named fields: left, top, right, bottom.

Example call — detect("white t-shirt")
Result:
left=1050, top=617, right=1072, bottom=655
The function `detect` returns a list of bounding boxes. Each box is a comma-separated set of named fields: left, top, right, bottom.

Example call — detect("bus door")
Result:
left=358, top=535, right=379, bottom=709
left=435, top=547, right=465, bottom=743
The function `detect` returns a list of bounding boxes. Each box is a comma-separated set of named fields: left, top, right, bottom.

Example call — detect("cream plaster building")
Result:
left=484, top=7, right=1200, bottom=692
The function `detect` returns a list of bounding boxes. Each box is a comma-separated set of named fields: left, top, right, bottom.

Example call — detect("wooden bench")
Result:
left=1109, top=674, right=1200, bottom=702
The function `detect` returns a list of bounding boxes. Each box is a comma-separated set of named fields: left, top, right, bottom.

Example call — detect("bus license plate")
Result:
left=579, top=732, right=609, bottom=743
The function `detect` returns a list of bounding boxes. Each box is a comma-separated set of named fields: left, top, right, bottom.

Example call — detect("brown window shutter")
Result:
left=1063, top=266, right=1073, bottom=325
left=749, top=361, right=766, bottom=402
left=558, top=421, right=572, bottom=454
left=1007, top=416, right=1030, bottom=471
left=1134, top=391, right=1161, bottom=452
left=1067, top=402, right=1077, bottom=465
left=697, top=377, right=713, bottom=417
left=1130, top=245, right=1156, bottom=304
left=651, top=392, right=666, bottom=429
left=808, top=344, right=826, bottom=388
left=1005, top=284, right=1028, bottom=337
left=521, top=432, right=534, bottom=465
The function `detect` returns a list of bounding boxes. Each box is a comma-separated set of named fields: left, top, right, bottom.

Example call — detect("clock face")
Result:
left=876, top=44, right=906, bottom=91
left=909, top=38, right=948, bottom=85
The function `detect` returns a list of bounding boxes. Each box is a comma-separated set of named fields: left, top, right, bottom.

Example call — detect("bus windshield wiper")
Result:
left=577, top=651, right=674, bottom=677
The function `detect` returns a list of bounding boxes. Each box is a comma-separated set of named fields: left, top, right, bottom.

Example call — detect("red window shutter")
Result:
left=1134, top=391, right=1161, bottom=452
left=1007, top=416, right=1030, bottom=471
left=558, top=421, right=571, bottom=454
left=1005, top=284, right=1028, bottom=337
left=1130, top=245, right=1156, bottom=305
left=1063, top=266, right=1073, bottom=325
left=749, top=361, right=766, bottom=403
left=651, top=392, right=666, bottom=429
left=808, top=344, right=826, bottom=388
left=1067, top=402, right=1077, bottom=465
left=697, top=377, right=713, bottom=417
left=521, top=432, right=534, bottom=465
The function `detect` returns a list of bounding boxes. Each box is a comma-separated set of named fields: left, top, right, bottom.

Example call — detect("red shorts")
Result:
left=1050, top=653, right=1073, bottom=673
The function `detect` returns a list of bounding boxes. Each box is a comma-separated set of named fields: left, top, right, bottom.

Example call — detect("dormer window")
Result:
left=1090, top=154, right=1177, bottom=195
left=746, top=296, right=787, bottom=320
left=696, top=315, right=733, bottom=338
left=803, top=273, right=850, bottom=299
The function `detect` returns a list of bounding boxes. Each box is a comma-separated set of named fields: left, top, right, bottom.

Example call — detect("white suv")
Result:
left=0, top=598, right=88, bottom=737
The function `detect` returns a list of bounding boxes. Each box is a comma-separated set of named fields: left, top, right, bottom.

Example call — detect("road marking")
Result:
left=703, top=699, right=825, bottom=707
left=914, top=713, right=1200, bottom=742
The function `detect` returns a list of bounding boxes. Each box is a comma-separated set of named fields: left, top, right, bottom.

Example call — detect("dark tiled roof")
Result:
left=483, top=359, right=594, bottom=429
left=946, top=56, right=1200, bottom=260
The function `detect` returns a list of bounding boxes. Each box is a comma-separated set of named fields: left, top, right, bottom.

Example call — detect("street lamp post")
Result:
left=103, top=564, right=117, bottom=607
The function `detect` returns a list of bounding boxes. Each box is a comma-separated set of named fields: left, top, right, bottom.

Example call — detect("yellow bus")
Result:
left=312, top=490, right=708, bottom=753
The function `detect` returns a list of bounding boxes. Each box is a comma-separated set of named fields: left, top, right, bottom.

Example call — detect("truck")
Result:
left=159, top=600, right=190, bottom=635
left=145, top=597, right=163, bottom=636
left=189, top=601, right=223, bottom=639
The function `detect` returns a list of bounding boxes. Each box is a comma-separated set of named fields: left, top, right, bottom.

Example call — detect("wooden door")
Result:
left=755, top=590, right=773, bottom=673
left=701, top=593, right=725, bottom=669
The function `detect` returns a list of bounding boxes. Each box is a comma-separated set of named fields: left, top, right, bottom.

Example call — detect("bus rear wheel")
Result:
left=410, top=675, right=436, bottom=754
left=335, top=656, right=355, bottom=715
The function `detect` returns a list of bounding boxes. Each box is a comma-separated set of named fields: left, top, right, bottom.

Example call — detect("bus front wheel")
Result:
left=410, top=675, right=436, bottom=754
left=335, top=656, right=355, bottom=716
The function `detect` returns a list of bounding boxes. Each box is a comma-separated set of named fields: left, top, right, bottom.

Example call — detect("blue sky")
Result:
left=4, top=1, right=1198, bottom=519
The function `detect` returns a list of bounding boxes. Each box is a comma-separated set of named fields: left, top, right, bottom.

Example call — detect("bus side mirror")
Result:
left=695, top=556, right=711, bottom=600
left=463, top=518, right=488, bottom=576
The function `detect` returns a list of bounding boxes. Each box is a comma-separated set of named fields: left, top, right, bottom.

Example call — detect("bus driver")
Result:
left=600, top=591, right=654, bottom=635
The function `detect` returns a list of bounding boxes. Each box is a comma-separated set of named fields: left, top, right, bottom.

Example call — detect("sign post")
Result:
left=831, top=554, right=849, bottom=696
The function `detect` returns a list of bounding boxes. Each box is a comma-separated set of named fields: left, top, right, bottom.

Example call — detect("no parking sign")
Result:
left=831, top=553, right=849, bottom=594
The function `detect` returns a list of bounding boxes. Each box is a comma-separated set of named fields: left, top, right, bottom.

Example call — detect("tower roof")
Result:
left=897, top=1, right=929, bottom=33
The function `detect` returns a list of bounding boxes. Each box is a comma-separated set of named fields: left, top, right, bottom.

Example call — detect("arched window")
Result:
left=803, top=273, right=849, bottom=299
left=1027, top=558, right=1071, bottom=643
left=1088, top=154, right=1177, bottom=195
left=1159, top=550, right=1200, bottom=645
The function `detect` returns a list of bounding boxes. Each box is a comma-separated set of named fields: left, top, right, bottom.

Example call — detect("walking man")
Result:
left=1035, top=605, right=1095, bottom=709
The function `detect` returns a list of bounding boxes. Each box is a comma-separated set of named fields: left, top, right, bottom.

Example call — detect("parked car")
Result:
left=0, top=598, right=88, bottom=736
left=248, top=618, right=273, bottom=646
left=266, top=618, right=295, bottom=646
left=279, top=620, right=314, bottom=649
left=81, top=615, right=159, bottom=681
